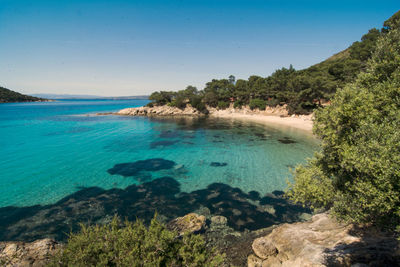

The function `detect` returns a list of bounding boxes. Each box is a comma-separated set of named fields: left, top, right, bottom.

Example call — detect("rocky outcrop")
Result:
left=208, top=104, right=290, bottom=117
left=117, top=104, right=202, bottom=116
left=247, top=213, right=400, bottom=266
left=167, top=213, right=206, bottom=236
left=0, top=238, right=61, bottom=267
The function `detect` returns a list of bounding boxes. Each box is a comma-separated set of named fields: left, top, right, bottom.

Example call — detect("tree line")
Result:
left=148, top=25, right=383, bottom=114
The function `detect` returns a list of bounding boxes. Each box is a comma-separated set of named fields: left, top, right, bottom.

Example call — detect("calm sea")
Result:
left=0, top=99, right=318, bottom=241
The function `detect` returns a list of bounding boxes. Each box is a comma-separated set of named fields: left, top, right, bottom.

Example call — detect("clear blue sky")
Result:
left=0, top=0, right=398, bottom=96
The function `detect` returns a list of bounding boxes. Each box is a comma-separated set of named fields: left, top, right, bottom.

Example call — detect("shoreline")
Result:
left=115, top=104, right=314, bottom=133
left=209, top=111, right=313, bottom=133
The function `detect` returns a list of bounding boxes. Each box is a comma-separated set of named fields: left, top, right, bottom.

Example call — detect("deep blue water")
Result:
left=0, top=99, right=318, bottom=241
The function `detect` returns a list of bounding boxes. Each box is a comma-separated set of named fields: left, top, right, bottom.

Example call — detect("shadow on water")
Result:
left=148, top=116, right=300, bottom=145
left=107, top=158, right=176, bottom=177
left=0, top=177, right=310, bottom=242
left=278, top=137, right=297, bottom=144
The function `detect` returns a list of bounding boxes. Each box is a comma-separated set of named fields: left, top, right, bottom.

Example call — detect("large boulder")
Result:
left=0, top=238, right=61, bottom=267
left=252, top=237, right=277, bottom=260
left=247, top=213, right=400, bottom=266
left=167, top=213, right=206, bottom=236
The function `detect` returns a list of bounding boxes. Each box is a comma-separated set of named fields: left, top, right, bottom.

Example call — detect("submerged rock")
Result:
left=210, top=162, right=228, bottom=167
left=277, top=137, right=296, bottom=144
left=247, top=213, right=400, bottom=266
left=211, top=215, right=228, bottom=226
left=167, top=213, right=206, bottom=236
left=0, top=238, right=61, bottom=267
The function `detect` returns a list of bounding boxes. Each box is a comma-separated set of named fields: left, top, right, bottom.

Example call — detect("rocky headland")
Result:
left=116, top=104, right=202, bottom=116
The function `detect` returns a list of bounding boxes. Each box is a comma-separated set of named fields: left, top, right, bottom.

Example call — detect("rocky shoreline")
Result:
left=112, top=104, right=314, bottom=132
left=116, top=104, right=203, bottom=116
left=247, top=213, right=399, bottom=266
left=115, top=103, right=290, bottom=117
left=1, top=212, right=398, bottom=266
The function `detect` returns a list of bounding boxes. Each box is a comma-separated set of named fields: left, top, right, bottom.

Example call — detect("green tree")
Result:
left=287, top=25, right=400, bottom=227
left=228, top=75, right=236, bottom=85
left=249, top=98, right=267, bottom=110
left=149, top=91, right=175, bottom=105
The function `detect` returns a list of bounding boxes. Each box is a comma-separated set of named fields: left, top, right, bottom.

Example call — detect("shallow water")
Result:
left=0, top=100, right=318, bottom=241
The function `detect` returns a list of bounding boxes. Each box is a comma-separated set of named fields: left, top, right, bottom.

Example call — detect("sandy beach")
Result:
left=206, top=105, right=314, bottom=133
left=209, top=111, right=313, bottom=132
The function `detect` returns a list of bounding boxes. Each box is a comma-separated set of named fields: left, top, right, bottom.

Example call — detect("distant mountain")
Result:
left=0, top=86, right=46, bottom=103
left=31, top=93, right=149, bottom=100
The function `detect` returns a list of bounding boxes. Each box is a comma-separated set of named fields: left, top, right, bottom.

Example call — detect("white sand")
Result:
left=209, top=111, right=313, bottom=133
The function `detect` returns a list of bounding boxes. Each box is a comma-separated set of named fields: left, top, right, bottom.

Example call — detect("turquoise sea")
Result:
left=0, top=100, right=318, bottom=241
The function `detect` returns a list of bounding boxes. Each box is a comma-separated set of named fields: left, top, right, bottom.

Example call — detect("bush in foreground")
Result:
left=49, top=216, right=224, bottom=267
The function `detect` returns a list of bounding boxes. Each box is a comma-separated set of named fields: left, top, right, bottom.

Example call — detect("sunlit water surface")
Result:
left=0, top=100, right=318, bottom=240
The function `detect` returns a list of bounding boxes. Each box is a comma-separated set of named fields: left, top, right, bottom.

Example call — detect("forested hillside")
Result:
left=0, top=86, right=44, bottom=103
left=148, top=12, right=398, bottom=114
left=288, top=10, right=400, bottom=228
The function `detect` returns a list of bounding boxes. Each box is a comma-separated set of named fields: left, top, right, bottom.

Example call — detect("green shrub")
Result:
left=265, top=98, right=280, bottom=107
left=168, top=96, right=187, bottom=109
left=233, top=100, right=242, bottom=109
left=49, top=215, right=224, bottom=266
left=190, top=95, right=208, bottom=114
left=249, top=98, right=266, bottom=110
left=148, top=91, right=175, bottom=105
left=286, top=98, right=314, bottom=115
left=287, top=26, right=400, bottom=228
left=217, top=101, right=229, bottom=110
left=146, top=102, right=154, bottom=108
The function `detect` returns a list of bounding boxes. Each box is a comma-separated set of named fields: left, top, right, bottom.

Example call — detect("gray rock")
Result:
left=167, top=213, right=206, bottom=236
left=251, top=237, right=277, bottom=259
left=248, top=213, right=400, bottom=266
left=247, top=254, right=263, bottom=267
left=0, top=238, right=61, bottom=267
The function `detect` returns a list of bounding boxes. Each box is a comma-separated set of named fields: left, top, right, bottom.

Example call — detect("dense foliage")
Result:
left=148, top=20, right=387, bottom=114
left=0, top=86, right=43, bottom=103
left=287, top=11, right=400, bottom=228
left=49, top=216, right=224, bottom=267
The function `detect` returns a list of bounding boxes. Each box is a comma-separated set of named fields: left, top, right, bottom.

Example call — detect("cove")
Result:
left=0, top=100, right=318, bottom=241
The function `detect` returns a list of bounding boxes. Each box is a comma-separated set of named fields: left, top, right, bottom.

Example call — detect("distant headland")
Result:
left=0, top=86, right=48, bottom=103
